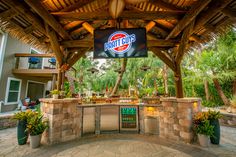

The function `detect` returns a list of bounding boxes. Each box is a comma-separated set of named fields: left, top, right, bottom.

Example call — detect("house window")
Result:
left=5, top=77, right=22, bottom=104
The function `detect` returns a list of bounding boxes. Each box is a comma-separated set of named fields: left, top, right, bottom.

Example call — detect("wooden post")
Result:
left=61, top=71, right=65, bottom=91
left=52, top=74, right=56, bottom=90
left=57, top=71, right=62, bottom=90
left=174, top=63, right=183, bottom=98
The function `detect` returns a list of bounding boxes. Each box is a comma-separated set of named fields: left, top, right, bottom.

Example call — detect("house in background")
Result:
left=0, top=31, right=59, bottom=112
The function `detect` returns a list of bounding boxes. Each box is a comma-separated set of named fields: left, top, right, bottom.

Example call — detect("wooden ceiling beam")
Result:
left=150, top=47, right=175, bottom=71
left=3, top=18, right=49, bottom=52
left=145, top=21, right=156, bottom=32
left=148, top=40, right=179, bottom=47
left=64, top=21, right=83, bottom=30
left=222, top=7, right=236, bottom=19
left=176, top=20, right=195, bottom=64
left=4, top=0, right=47, bottom=37
left=125, top=5, right=176, bottom=30
left=154, top=20, right=174, bottom=30
left=166, top=0, right=211, bottom=39
left=60, top=0, right=95, bottom=12
left=25, top=0, right=71, bottom=40
left=0, top=8, right=18, bottom=20
left=24, top=25, right=34, bottom=34
left=52, top=11, right=184, bottom=21
left=149, top=0, right=186, bottom=11
left=109, top=0, right=125, bottom=19
left=193, top=0, right=233, bottom=34
left=129, top=20, right=168, bottom=38
left=67, top=48, right=89, bottom=68
left=47, top=26, right=63, bottom=65
left=82, top=22, right=95, bottom=35
left=61, top=39, right=178, bottom=48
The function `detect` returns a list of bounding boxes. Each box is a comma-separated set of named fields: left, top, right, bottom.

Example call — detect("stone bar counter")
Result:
left=40, top=97, right=201, bottom=145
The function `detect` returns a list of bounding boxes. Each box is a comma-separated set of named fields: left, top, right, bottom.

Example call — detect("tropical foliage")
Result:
left=25, top=110, right=48, bottom=136
left=65, top=29, right=236, bottom=107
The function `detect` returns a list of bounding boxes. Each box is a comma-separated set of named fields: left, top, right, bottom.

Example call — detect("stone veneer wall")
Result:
left=159, top=98, right=202, bottom=143
left=219, top=113, right=236, bottom=128
left=0, top=114, right=16, bottom=130
left=40, top=98, right=82, bottom=145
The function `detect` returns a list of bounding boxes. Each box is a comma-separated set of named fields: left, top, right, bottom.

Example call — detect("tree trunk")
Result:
left=212, top=78, right=230, bottom=106
left=162, top=64, right=169, bottom=95
left=233, top=79, right=236, bottom=96
left=111, top=58, right=128, bottom=96
left=204, top=79, right=210, bottom=101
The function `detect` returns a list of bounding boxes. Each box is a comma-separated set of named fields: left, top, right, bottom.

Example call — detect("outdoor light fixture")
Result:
left=87, top=67, right=99, bottom=74
left=140, top=65, right=151, bottom=71
left=114, top=68, right=123, bottom=74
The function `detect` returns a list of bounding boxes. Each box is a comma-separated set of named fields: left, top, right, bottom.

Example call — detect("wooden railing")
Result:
left=15, top=53, right=55, bottom=69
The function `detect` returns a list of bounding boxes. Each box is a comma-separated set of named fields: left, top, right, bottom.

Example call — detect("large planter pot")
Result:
left=52, top=94, right=58, bottom=99
left=210, top=119, right=220, bottom=144
left=17, top=120, right=28, bottom=145
left=30, top=134, right=42, bottom=149
left=198, top=134, right=210, bottom=147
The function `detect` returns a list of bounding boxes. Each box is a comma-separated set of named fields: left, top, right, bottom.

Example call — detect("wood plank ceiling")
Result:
left=0, top=0, right=234, bottom=68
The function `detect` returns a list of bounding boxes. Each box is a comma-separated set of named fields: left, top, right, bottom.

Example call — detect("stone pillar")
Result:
left=160, top=97, right=201, bottom=143
left=40, top=98, right=82, bottom=145
left=139, top=106, right=145, bottom=134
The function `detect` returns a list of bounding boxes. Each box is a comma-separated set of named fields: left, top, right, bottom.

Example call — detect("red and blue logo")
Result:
left=104, top=31, right=136, bottom=54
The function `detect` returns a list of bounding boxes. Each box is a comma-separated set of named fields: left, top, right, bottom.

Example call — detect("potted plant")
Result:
left=12, top=110, right=34, bottom=145
left=208, top=110, right=222, bottom=144
left=50, top=90, right=60, bottom=99
left=193, top=112, right=214, bottom=147
left=26, top=112, right=48, bottom=148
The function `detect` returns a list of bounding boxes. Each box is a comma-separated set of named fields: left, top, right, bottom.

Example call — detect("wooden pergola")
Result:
left=0, top=0, right=235, bottom=98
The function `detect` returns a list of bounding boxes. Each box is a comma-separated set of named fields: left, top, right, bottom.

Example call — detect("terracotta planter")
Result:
left=30, top=134, right=42, bottom=149
left=52, top=94, right=58, bottom=99
left=198, top=134, right=210, bottom=147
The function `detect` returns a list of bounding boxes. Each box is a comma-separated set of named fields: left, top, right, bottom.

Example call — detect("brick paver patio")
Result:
left=0, top=126, right=235, bottom=157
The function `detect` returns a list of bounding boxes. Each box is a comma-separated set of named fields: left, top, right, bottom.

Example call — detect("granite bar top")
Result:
left=77, top=103, right=161, bottom=107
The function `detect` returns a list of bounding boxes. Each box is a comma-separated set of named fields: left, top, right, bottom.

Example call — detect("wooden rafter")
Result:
left=166, top=0, right=211, bottom=39
left=145, top=21, right=156, bottom=32
left=222, top=7, right=236, bottom=19
left=47, top=26, right=63, bottom=65
left=193, top=0, right=233, bottom=34
left=0, top=8, right=18, bottom=20
left=149, top=0, right=186, bottom=11
left=60, top=0, right=95, bottom=12
left=67, top=48, right=89, bottom=68
left=176, top=20, right=195, bottom=64
left=24, top=25, right=34, bottom=34
left=25, top=0, right=71, bottom=40
left=109, top=0, right=125, bottom=19
left=82, top=22, right=95, bottom=35
left=150, top=47, right=175, bottom=71
left=15, top=53, right=54, bottom=57
left=64, top=21, right=83, bottom=30
left=4, top=0, right=47, bottom=37
left=52, top=11, right=184, bottom=21
left=129, top=20, right=168, bottom=38
left=125, top=4, right=176, bottom=31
